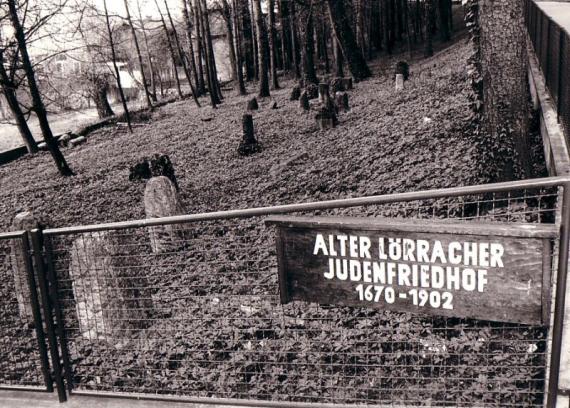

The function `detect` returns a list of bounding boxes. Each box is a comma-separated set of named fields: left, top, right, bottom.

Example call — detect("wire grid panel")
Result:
left=0, top=235, right=48, bottom=389
left=47, top=187, right=559, bottom=407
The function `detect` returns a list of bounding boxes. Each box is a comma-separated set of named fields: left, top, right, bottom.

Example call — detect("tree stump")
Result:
left=395, top=74, right=405, bottom=91
left=129, top=154, right=179, bottom=191
left=299, top=91, right=310, bottom=111
left=238, top=113, right=262, bottom=155
left=335, top=92, right=350, bottom=112
left=318, top=83, right=331, bottom=104
left=247, top=97, right=259, bottom=110
left=290, top=85, right=301, bottom=101
left=331, top=78, right=345, bottom=93
left=10, top=211, right=39, bottom=322
left=69, top=231, right=154, bottom=343
left=144, top=177, right=186, bottom=253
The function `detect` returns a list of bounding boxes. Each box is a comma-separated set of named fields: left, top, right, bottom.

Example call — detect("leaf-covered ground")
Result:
left=0, top=41, right=551, bottom=406
left=0, top=41, right=487, bottom=231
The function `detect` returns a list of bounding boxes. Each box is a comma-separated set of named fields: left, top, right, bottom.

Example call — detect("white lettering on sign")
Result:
left=315, top=234, right=504, bottom=310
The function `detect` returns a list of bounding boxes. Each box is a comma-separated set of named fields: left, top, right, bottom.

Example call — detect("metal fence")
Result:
left=1, top=176, right=570, bottom=407
left=525, top=0, right=570, bottom=142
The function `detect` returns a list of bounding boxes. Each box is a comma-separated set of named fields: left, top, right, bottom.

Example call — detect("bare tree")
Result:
left=267, top=0, right=279, bottom=89
left=123, top=0, right=153, bottom=108
left=7, top=0, right=73, bottom=175
left=252, top=0, right=270, bottom=97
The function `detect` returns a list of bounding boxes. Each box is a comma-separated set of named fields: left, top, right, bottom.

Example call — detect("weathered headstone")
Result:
left=318, top=83, right=331, bottom=104
left=299, top=91, right=310, bottom=111
left=247, top=97, right=259, bottom=111
left=238, top=113, right=262, bottom=156
left=144, top=176, right=186, bottom=252
left=69, top=231, right=154, bottom=342
left=335, top=92, right=350, bottom=112
left=290, top=85, right=301, bottom=101
left=315, top=107, right=338, bottom=129
left=395, top=74, right=405, bottom=91
left=10, top=212, right=39, bottom=321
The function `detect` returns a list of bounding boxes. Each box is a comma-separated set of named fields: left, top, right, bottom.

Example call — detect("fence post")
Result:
left=30, top=229, right=67, bottom=403
left=21, top=232, right=52, bottom=392
left=43, top=235, right=74, bottom=393
left=557, top=32, right=565, bottom=124
left=548, top=182, right=570, bottom=408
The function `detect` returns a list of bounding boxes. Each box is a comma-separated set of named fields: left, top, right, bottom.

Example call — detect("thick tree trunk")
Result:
left=197, top=0, right=220, bottom=106
left=252, top=0, right=270, bottom=97
left=181, top=0, right=201, bottom=95
left=332, top=35, right=344, bottom=77
left=8, top=0, right=72, bottom=174
left=424, top=0, right=434, bottom=57
left=124, top=0, right=153, bottom=108
left=232, top=0, right=247, bottom=95
left=326, top=0, right=371, bottom=81
left=437, top=0, right=451, bottom=42
left=90, top=75, right=115, bottom=119
left=0, top=51, right=37, bottom=153
left=479, top=0, right=531, bottom=178
left=268, top=0, right=280, bottom=89
left=221, top=0, right=237, bottom=82
left=192, top=0, right=206, bottom=94
left=301, top=7, right=318, bottom=85
left=238, top=0, right=255, bottom=81
left=279, top=0, right=291, bottom=71
left=290, top=1, right=301, bottom=79
left=201, top=0, right=223, bottom=101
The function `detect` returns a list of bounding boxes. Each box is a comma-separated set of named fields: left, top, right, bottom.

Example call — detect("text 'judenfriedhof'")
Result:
left=313, top=234, right=505, bottom=310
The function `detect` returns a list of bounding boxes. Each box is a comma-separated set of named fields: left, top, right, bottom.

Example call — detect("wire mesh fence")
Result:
left=42, top=185, right=560, bottom=407
left=526, top=0, right=570, bottom=142
left=0, top=233, right=49, bottom=390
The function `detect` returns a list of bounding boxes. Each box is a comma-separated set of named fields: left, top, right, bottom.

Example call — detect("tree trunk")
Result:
left=192, top=0, right=206, bottom=94
left=232, top=0, right=247, bottom=95
left=0, top=52, right=37, bottom=153
left=252, top=0, right=270, bottom=97
left=438, top=0, right=451, bottom=42
left=90, top=75, right=115, bottom=119
left=301, top=6, right=318, bottom=85
left=424, top=0, right=434, bottom=57
left=221, top=0, right=238, bottom=82
left=290, top=1, right=301, bottom=79
left=155, top=0, right=183, bottom=99
left=268, top=0, right=280, bottom=89
left=201, top=0, right=223, bottom=101
left=8, top=0, right=72, bottom=174
left=124, top=0, right=153, bottom=109
left=279, top=0, right=291, bottom=71
left=326, top=0, right=371, bottom=81
left=479, top=0, right=531, bottom=178
left=197, top=0, right=220, bottom=106
left=181, top=0, right=201, bottom=95
left=137, top=0, right=158, bottom=101
left=163, top=0, right=201, bottom=107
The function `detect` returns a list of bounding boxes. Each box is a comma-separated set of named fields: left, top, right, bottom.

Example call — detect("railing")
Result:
left=1, top=176, right=570, bottom=407
left=525, top=0, right=570, bottom=144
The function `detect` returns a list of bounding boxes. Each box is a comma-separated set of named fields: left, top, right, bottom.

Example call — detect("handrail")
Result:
left=42, top=175, right=570, bottom=236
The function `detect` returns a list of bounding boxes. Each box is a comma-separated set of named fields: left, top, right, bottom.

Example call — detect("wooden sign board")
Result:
left=266, top=216, right=559, bottom=325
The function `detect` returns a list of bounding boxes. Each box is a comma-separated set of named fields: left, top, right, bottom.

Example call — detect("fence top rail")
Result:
left=0, top=230, right=26, bottom=240
left=38, top=176, right=570, bottom=236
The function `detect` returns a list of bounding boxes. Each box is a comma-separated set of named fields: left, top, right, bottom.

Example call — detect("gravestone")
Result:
left=299, top=91, right=310, bottom=111
left=335, top=92, right=350, bottom=112
left=305, top=84, right=319, bottom=100
left=10, top=211, right=39, bottom=322
left=238, top=113, right=262, bottom=155
left=144, top=176, right=186, bottom=253
left=318, top=83, right=331, bottom=104
left=395, top=74, right=405, bottom=91
left=247, top=97, right=259, bottom=111
left=69, top=231, right=154, bottom=342
left=290, top=85, right=301, bottom=101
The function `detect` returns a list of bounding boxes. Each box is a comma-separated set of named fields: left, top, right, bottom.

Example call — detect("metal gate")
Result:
left=1, top=176, right=570, bottom=407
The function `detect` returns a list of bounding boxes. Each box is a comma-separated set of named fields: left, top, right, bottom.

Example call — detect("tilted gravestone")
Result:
left=144, top=176, right=186, bottom=253
left=11, top=211, right=39, bottom=322
left=69, top=231, right=154, bottom=342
